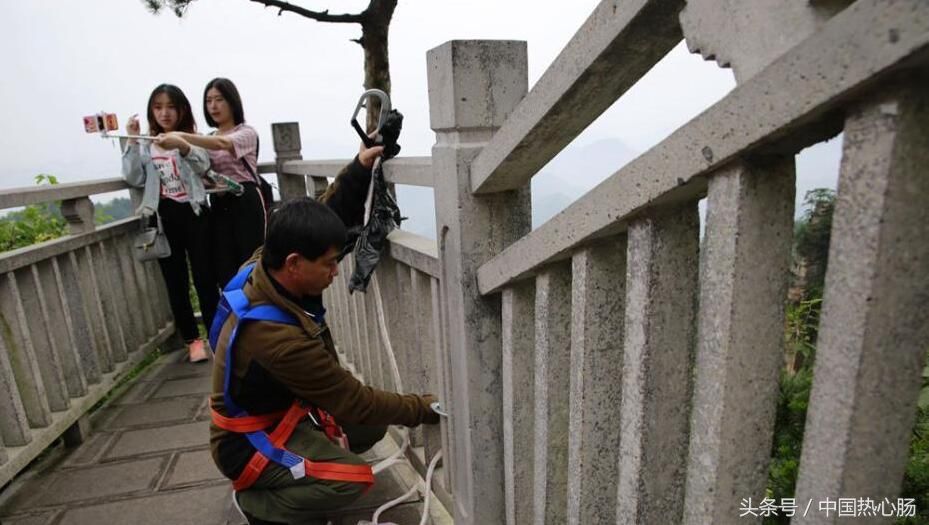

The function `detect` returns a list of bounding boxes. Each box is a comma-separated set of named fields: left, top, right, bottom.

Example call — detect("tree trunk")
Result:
left=360, top=0, right=396, bottom=131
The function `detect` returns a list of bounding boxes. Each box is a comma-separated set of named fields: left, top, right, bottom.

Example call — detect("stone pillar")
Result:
left=272, top=122, right=305, bottom=202
left=427, top=40, right=529, bottom=525
left=63, top=415, right=91, bottom=447
left=793, top=82, right=929, bottom=523
left=567, top=237, right=627, bottom=525
left=502, top=282, right=535, bottom=525
left=683, top=157, right=795, bottom=525
left=617, top=205, right=700, bottom=524
left=60, top=197, right=95, bottom=235
left=532, top=263, right=572, bottom=524
left=309, top=176, right=329, bottom=201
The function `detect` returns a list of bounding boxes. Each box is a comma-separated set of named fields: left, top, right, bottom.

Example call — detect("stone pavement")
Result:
left=0, top=349, right=450, bottom=525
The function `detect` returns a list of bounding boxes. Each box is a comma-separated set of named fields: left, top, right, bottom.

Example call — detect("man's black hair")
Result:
left=262, top=198, right=347, bottom=270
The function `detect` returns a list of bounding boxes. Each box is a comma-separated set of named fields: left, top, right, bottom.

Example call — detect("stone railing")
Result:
left=278, top=1, right=929, bottom=524
left=0, top=182, right=175, bottom=488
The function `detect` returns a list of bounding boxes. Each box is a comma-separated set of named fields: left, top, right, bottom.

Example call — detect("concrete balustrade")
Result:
left=469, top=0, right=684, bottom=194
left=0, top=213, right=175, bottom=488
left=322, top=232, right=454, bottom=510
left=280, top=157, right=433, bottom=188
left=476, top=0, right=929, bottom=295
left=313, top=2, right=928, bottom=521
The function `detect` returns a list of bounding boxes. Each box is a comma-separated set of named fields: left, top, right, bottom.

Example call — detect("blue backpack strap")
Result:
left=224, top=263, right=254, bottom=292
left=242, top=304, right=298, bottom=324
left=210, top=264, right=257, bottom=349
left=214, top=262, right=300, bottom=417
left=246, top=432, right=304, bottom=471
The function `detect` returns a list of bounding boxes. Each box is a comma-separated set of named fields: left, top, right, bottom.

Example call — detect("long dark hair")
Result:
left=203, top=77, right=245, bottom=128
left=146, top=84, right=196, bottom=135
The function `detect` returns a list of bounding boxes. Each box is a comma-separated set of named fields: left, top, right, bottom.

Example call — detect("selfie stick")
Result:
left=100, top=131, right=153, bottom=141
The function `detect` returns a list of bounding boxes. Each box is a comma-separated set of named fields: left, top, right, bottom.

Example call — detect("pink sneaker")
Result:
left=188, top=339, right=209, bottom=363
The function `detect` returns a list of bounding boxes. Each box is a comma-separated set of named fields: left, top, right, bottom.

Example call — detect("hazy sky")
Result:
left=1, top=1, right=840, bottom=228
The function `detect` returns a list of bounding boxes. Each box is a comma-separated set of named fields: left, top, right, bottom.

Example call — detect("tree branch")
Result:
left=248, top=0, right=364, bottom=23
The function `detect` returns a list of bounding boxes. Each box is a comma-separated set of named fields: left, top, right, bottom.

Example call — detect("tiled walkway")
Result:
left=0, top=349, right=449, bottom=525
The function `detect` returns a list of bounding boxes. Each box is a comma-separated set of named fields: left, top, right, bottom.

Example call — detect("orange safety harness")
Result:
left=208, top=263, right=374, bottom=491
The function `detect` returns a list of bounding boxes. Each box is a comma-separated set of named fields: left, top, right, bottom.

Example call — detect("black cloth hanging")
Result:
left=346, top=109, right=404, bottom=293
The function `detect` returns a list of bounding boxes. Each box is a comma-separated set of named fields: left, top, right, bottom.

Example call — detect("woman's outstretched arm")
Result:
left=170, top=132, right=235, bottom=153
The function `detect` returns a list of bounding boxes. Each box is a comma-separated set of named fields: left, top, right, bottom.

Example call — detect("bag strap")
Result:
left=139, top=210, right=164, bottom=232
left=208, top=128, right=260, bottom=185
left=240, top=135, right=261, bottom=186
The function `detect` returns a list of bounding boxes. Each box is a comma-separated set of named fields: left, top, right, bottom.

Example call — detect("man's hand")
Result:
left=358, top=139, right=385, bottom=169
left=358, top=131, right=384, bottom=169
left=422, top=394, right=442, bottom=424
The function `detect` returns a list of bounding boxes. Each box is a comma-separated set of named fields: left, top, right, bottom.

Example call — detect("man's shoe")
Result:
left=188, top=338, right=209, bottom=363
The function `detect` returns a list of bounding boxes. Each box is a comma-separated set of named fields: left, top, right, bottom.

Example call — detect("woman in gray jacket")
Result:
left=122, top=84, right=218, bottom=363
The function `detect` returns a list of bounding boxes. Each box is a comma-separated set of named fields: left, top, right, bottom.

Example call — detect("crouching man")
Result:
left=209, top=175, right=439, bottom=524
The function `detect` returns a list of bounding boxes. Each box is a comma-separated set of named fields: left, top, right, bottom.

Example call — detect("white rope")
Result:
left=362, top=274, right=444, bottom=525
left=419, top=450, right=443, bottom=525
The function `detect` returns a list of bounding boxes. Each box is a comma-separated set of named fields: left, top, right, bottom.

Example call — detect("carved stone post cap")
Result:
left=60, top=197, right=95, bottom=234
left=680, top=0, right=850, bottom=83
left=426, top=40, right=528, bottom=131
left=272, top=122, right=302, bottom=154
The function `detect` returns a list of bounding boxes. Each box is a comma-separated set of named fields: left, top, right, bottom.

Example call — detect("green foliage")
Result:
left=794, top=189, right=835, bottom=299
left=95, top=197, right=134, bottom=225
left=1, top=177, right=135, bottom=252
left=34, top=173, right=58, bottom=185
left=767, top=366, right=813, bottom=506
left=899, top=404, right=929, bottom=524
left=0, top=175, right=67, bottom=252
left=784, top=297, right=822, bottom=372
left=0, top=206, right=67, bottom=251
left=765, top=299, right=820, bottom=525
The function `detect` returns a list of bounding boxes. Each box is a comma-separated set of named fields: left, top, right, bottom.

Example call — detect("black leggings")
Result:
left=210, top=182, right=267, bottom=289
left=156, top=199, right=219, bottom=342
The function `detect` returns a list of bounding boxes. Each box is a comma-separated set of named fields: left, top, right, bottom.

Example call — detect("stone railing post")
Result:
left=272, top=122, right=306, bottom=201
left=793, top=82, right=929, bottom=523
left=60, top=197, right=95, bottom=235
left=427, top=40, right=529, bottom=524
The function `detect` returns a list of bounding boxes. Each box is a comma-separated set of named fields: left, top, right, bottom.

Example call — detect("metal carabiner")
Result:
left=350, top=89, right=392, bottom=148
left=429, top=401, right=449, bottom=418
